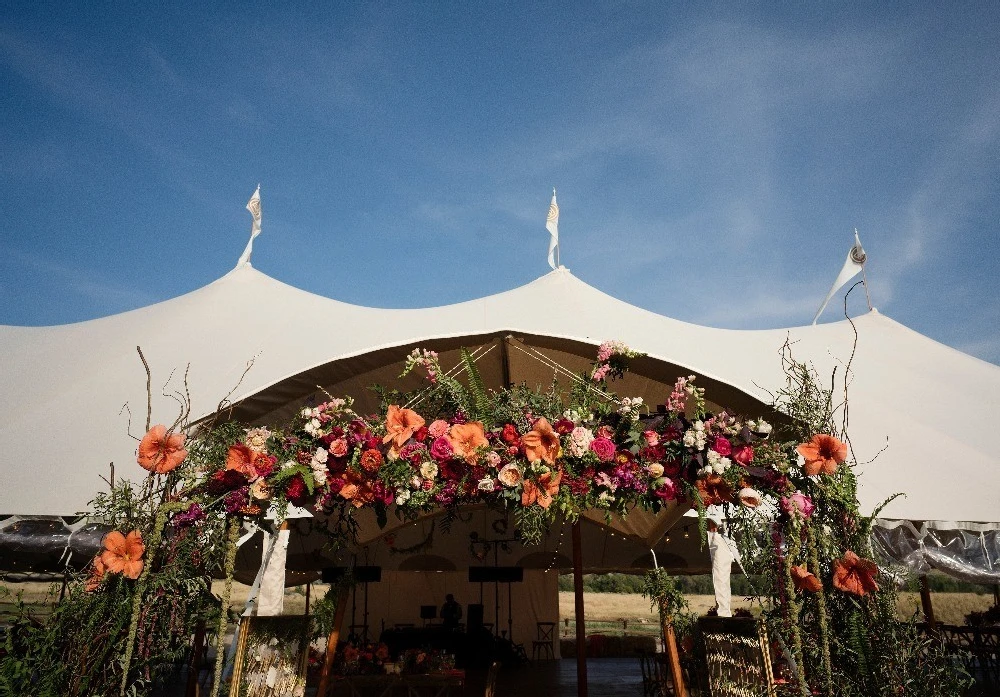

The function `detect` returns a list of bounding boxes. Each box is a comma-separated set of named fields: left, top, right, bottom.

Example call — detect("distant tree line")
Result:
left=558, top=570, right=993, bottom=595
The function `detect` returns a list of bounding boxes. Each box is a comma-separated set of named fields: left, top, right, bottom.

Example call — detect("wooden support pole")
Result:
left=316, top=586, right=350, bottom=697
left=659, top=607, right=688, bottom=697
left=919, top=575, right=938, bottom=635
left=572, top=520, right=588, bottom=697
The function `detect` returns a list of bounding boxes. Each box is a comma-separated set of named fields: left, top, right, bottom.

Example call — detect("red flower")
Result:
left=413, top=426, right=429, bottom=442
left=790, top=565, right=823, bottom=593
left=797, top=434, right=848, bottom=476
left=832, top=551, right=879, bottom=596
left=137, top=424, right=187, bottom=474
left=286, top=474, right=310, bottom=507
left=553, top=419, right=575, bottom=435
left=732, top=444, right=754, bottom=466
left=711, top=436, right=732, bottom=457
left=501, top=424, right=520, bottom=445
left=662, top=458, right=682, bottom=477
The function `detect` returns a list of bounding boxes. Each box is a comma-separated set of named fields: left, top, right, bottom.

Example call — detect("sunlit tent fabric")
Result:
left=1, top=263, right=999, bottom=580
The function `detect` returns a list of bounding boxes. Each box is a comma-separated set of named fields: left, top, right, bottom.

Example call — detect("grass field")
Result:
left=4, top=582, right=993, bottom=628
left=558, top=591, right=996, bottom=627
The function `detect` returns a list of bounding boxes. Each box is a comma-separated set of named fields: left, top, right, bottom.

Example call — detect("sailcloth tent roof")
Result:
left=1, top=263, right=998, bottom=529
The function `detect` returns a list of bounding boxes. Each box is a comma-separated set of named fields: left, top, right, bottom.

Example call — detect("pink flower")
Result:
left=711, top=437, right=732, bottom=457
left=591, top=364, right=611, bottom=382
left=732, top=444, right=754, bottom=466
left=643, top=430, right=660, bottom=446
left=430, top=436, right=454, bottom=462
left=329, top=438, right=349, bottom=458
left=653, top=477, right=678, bottom=502
left=485, top=451, right=502, bottom=468
left=781, top=492, right=815, bottom=519
left=428, top=420, right=450, bottom=439
left=596, top=425, right=615, bottom=439
left=589, top=437, right=616, bottom=462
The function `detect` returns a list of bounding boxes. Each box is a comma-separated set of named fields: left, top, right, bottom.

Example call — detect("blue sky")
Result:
left=2, top=3, right=998, bottom=364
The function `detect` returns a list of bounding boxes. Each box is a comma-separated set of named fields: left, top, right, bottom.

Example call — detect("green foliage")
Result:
left=642, top=567, right=688, bottom=623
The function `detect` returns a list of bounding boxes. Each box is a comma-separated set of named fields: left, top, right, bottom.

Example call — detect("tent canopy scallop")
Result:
left=1, top=263, right=998, bottom=529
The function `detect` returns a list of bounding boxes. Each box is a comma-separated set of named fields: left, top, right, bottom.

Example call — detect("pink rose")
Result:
left=430, top=436, right=454, bottom=462
left=428, top=420, right=450, bottom=438
left=589, top=437, right=616, bottom=462
left=653, top=477, right=678, bottom=501
left=732, top=444, right=754, bottom=466
left=643, top=430, right=660, bottom=446
left=781, top=492, right=815, bottom=519
left=711, top=436, right=732, bottom=457
left=595, top=425, right=615, bottom=439
left=329, top=438, right=349, bottom=458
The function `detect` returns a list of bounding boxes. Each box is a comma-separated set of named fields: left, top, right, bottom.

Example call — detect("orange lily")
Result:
left=100, top=530, right=145, bottom=580
left=797, top=434, right=848, bottom=476
left=521, top=469, right=563, bottom=509
left=382, top=405, right=426, bottom=448
left=85, top=555, right=106, bottom=592
left=790, top=565, right=823, bottom=593
left=521, top=417, right=560, bottom=464
left=226, top=443, right=263, bottom=479
left=447, top=421, right=489, bottom=464
left=137, top=424, right=187, bottom=474
left=696, top=474, right=733, bottom=507
left=832, top=550, right=879, bottom=596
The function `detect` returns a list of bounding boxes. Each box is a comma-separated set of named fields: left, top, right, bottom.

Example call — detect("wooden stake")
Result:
left=572, top=521, right=588, bottom=697
left=316, top=586, right=350, bottom=697
left=919, top=575, right=938, bottom=635
left=659, top=607, right=688, bottom=697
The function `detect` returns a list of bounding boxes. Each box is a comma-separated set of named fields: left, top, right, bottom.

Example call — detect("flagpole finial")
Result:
left=236, top=185, right=263, bottom=269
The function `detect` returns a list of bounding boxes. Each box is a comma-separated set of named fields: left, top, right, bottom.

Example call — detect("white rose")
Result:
left=420, top=462, right=439, bottom=480
left=477, top=478, right=495, bottom=492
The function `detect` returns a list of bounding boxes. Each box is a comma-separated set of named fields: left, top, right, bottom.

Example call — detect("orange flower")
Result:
left=85, top=555, right=106, bottom=592
left=521, top=469, right=563, bottom=509
left=360, top=449, right=384, bottom=472
left=790, top=565, right=823, bottom=593
left=137, top=424, right=187, bottom=474
left=832, top=551, right=879, bottom=596
left=446, top=421, right=489, bottom=464
left=100, top=530, right=145, bottom=580
left=797, top=434, right=848, bottom=476
left=695, top=474, right=733, bottom=507
left=521, top=417, right=561, bottom=464
left=226, top=443, right=262, bottom=479
left=382, top=405, right=426, bottom=448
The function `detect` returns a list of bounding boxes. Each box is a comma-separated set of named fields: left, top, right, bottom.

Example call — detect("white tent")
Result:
left=2, top=263, right=998, bottom=527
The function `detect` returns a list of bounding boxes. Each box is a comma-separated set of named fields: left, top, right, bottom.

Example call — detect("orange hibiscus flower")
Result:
left=137, top=424, right=187, bottom=474
left=832, top=551, right=879, bottom=596
left=226, top=443, right=263, bottom=479
left=521, top=469, right=563, bottom=509
left=521, top=417, right=561, bottom=464
left=790, top=565, right=823, bottom=593
left=382, top=405, right=426, bottom=448
left=797, top=434, right=848, bottom=476
left=447, top=422, right=489, bottom=464
left=695, top=474, right=733, bottom=507
left=100, top=530, right=145, bottom=580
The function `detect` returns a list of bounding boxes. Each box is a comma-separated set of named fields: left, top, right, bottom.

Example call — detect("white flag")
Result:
left=812, top=230, right=867, bottom=324
left=546, top=189, right=559, bottom=270
left=236, top=185, right=262, bottom=268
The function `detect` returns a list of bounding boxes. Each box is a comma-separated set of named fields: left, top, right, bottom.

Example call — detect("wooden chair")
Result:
left=484, top=660, right=500, bottom=697
left=531, top=621, right=557, bottom=660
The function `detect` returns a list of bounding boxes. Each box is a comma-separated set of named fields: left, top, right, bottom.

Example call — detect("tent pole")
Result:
left=500, top=336, right=511, bottom=388
left=572, top=520, right=588, bottom=697
left=660, top=610, right=688, bottom=697
left=919, top=575, right=938, bottom=636
left=316, top=585, right=350, bottom=697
